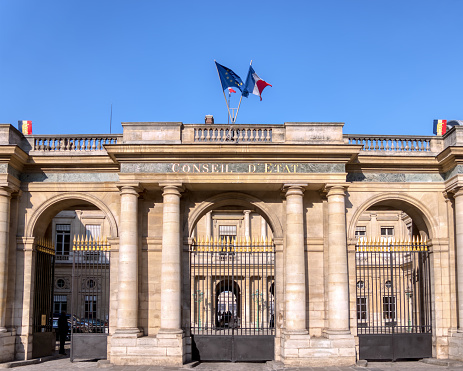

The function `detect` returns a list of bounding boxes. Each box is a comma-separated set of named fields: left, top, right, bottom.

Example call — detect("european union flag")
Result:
left=215, top=62, right=244, bottom=92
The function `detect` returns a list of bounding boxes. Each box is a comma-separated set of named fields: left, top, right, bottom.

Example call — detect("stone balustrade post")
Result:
left=0, top=187, right=12, bottom=333
left=283, top=184, right=307, bottom=333
left=160, top=183, right=184, bottom=331
left=325, top=185, right=350, bottom=334
left=116, top=184, right=141, bottom=333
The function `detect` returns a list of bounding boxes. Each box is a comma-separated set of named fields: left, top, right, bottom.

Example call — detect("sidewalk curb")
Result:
left=0, top=354, right=64, bottom=369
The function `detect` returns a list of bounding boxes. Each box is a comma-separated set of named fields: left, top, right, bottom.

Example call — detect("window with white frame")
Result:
left=55, top=224, right=71, bottom=255
left=355, top=226, right=366, bottom=239
left=382, top=296, right=396, bottom=320
left=381, top=227, right=394, bottom=237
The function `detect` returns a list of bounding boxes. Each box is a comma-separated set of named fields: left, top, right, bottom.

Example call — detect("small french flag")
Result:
left=242, top=65, right=272, bottom=101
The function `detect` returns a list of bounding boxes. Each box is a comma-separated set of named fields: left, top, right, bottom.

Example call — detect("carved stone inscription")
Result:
left=121, top=162, right=345, bottom=174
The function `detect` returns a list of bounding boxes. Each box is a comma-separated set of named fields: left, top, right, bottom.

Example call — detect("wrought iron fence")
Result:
left=71, top=236, right=110, bottom=335
left=190, top=236, right=275, bottom=336
left=33, top=239, right=55, bottom=333
left=355, top=237, right=431, bottom=335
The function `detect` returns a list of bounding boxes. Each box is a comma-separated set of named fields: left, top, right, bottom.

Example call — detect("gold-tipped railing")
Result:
left=72, top=235, right=111, bottom=251
left=191, top=236, right=274, bottom=252
left=356, top=236, right=428, bottom=252
left=35, top=238, right=55, bottom=255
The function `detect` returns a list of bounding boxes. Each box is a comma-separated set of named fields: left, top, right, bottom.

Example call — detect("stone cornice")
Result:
left=105, top=144, right=361, bottom=164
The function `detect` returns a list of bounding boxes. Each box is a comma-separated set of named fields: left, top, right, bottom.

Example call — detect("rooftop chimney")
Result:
left=205, top=115, right=214, bottom=124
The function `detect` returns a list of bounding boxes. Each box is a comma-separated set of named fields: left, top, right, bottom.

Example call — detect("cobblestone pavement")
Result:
left=4, top=356, right=463, bottom=371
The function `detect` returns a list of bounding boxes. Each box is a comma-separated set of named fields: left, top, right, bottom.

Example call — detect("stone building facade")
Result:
left=0, top=120, right=463, bottom=366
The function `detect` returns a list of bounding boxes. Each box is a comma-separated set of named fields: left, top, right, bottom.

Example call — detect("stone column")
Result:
left=244, top=210, right=251, bottom=238
left=160, top=183, right=183, bottom=331
left=326, top=185, right=350, bottom=334
left=284, top=184, right=307, bottom=333
left=261, top=218, right=267, bottom=240
left=454, top=188, right=463, bottom=331
left=0, top=187, right=12, bottom=333
left=116, top=185, right=140, bottom=333
left=206, top=211, right=212, bottom=238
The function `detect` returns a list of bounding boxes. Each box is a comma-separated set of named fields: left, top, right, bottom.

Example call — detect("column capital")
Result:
left=117, top=182, right=143, bottom=195
left=160, top=182, right=184, bottom=196
left=243, top=210, right=252, bottom=215
left=282, top=184, right=307, bottom=197
left=324, top=184, right=348, bottom=197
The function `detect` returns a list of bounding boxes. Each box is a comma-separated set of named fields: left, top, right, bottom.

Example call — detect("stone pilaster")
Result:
left=0, top=187, right=12, bottom=334
left=116, top=184, right=141, bottom=334
left=454, top=188, right=463, bottom=332
left=244, top=210, right=251, bottom=238
left=449, top=188, right=463, bottom=361
left=205, top=211, right=212, bottom=238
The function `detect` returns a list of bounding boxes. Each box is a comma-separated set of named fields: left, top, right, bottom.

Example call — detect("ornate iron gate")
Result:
left=356, top=237, right=432, bottom=360
left=190, top=237, right=275, bottom=362
left=32, top=239, right=56, bottom=358
left=71, top=236, right=110, bottom=361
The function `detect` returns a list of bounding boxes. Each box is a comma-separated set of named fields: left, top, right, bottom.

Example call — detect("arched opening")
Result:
left=351, top=196, right=433, bottom=360
left=215, top=280, right=240, bottom=328
left=27, top=195, right=115, bottom=360
left=188, top=194, right=276, bottom=362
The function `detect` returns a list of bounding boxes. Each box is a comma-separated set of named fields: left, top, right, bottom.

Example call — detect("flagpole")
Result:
left=233, top=60, right=252, bottom=124
left=214, top=60, right=234, bottom=124
left=228, top=89, right=231, bottom=125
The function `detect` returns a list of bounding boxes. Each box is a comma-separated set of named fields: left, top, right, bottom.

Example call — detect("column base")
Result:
left=114, top=328, right=143, bottom=336
left=0, top=331, right=15, bottom=363
left=110, top=329, right=187, bottom=366
left=281, top=330, right=355, bottom=367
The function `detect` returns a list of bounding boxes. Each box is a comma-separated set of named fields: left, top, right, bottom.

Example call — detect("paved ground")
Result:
left=3, top=355, right=463, bottom=371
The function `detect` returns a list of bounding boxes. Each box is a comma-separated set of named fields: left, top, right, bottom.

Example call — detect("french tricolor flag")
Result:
left=243, top=65, right=272, bottom=101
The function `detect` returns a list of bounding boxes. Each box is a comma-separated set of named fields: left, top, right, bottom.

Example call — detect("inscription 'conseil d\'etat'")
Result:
left=172, top=163, right=299, bottom=174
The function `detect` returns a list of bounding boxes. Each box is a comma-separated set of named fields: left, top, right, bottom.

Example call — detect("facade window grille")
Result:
left=55, top=224, right=71, bottom=256
left=382, top=296, right=396, bottom=320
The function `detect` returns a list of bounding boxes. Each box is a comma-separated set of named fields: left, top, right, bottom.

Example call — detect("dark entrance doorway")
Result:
left=190, top=237, right=275, bottom=362
left=356, top=237, right=432, bottom=360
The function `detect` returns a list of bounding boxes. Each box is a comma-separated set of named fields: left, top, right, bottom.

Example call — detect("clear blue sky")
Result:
left=0, top=0, right=462, bottom=135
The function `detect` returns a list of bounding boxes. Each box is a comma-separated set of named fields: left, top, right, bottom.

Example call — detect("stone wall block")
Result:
left=126, top=346, right=166, bottom=356
left=166, top=347, right=182, bottom=356
left=281, top=348, right=298, bottom=358
left=110, top=346, right=128, bottom=356
left=298, top=348, right=338, bottom=357
left=309, top=337, right=331, bottom=348
left=111, top=337, right=138, bottom=347
left=137, top=336, right=158, bottom=346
